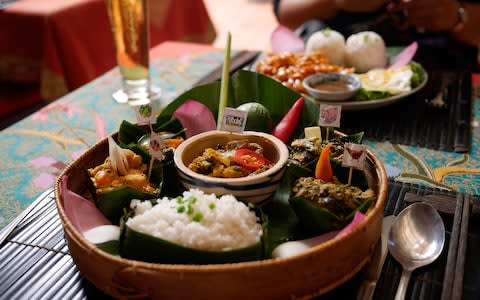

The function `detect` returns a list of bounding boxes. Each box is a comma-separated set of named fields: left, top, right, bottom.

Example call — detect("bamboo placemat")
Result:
left=0, top=183, right=478, bottom=299
left=340, top=70, right=473, bottom=153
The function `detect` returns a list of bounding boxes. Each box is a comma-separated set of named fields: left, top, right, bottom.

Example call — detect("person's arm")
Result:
left=274, top=0, right=339, bottom=30
left=274, top=0, right=390, bottom=31
left=389, top=0, right=480, bottom=47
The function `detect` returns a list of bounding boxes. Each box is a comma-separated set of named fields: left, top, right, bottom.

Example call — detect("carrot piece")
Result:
left=163, top=138, right=183, bottom=149
left=315, top=143, right=333, bottom=181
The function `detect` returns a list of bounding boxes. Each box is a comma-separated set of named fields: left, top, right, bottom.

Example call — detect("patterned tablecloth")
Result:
left=0, top=44, right=479, bottom=230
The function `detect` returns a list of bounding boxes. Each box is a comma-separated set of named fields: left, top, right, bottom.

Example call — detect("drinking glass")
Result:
left=106, top=0, right=160, bottom=105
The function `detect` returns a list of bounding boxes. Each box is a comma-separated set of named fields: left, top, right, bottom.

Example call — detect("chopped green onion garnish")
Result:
left=209, top=203, right=216, bottom=210
left=192, top=213, right=203, bottom=222
left=177, top=206, right=185, bottom=213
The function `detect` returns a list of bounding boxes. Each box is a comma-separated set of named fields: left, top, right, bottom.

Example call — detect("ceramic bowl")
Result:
left=173, top=130, right=289, bottom=203
left=303, top=73, right=361, bottom=101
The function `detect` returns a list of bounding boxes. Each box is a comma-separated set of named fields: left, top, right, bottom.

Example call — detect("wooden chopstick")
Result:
left=441, top=193, right=464, bottom=300
left=452, top=193, right=471, bottom=299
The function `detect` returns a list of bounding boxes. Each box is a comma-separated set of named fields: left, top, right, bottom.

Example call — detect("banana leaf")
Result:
left=93, top=185, right=159, bottom=224
left=117, top=120, right=184, bottom=197
left=289, top=195, right=373, bottom=234
left=120, top=223, right=263, bottom=264
left=157, top=69, right=320, bottom=141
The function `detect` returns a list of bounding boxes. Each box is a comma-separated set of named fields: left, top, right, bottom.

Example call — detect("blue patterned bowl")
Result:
left=173, top=130, right=289, bottom=203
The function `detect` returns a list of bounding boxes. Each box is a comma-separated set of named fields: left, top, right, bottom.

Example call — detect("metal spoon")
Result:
left=388, top=203, right=445, bottom=300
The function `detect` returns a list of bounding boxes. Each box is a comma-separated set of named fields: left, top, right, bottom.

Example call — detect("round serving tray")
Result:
left=54, top=133, right=387, bottom=299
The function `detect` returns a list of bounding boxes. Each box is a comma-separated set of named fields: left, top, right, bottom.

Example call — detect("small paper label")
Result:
left=342, top=143, right=367, bottom=170
left=318, top=104, right=342, bottom=128
left=149, top=132, right=165, bottom=160
left=133, top=101, right=159, bottom=126
left=220, top=107, right=248, bottom=133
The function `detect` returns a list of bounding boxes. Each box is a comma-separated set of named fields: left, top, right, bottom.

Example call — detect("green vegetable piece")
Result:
left=192, top=213, right=203, bottom=222
left=410, top=62, right=424, bottom=88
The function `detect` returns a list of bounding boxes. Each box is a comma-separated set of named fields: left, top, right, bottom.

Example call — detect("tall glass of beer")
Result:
left=106, top=0, right=159, bottom=105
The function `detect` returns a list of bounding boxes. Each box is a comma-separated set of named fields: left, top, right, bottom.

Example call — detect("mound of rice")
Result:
left=305, top=28, right=346, bottom=66
left=345, top=31, right=387, bottom=73
left=127, top=189, right=262, bottom=251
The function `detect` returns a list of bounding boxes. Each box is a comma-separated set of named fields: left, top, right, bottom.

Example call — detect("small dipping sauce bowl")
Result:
left=303, top=73, right=361, bottom=101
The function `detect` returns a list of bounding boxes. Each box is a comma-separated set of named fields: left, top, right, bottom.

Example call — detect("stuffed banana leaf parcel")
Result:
left=87, top=121, right=184, bottom=224
left=287, top=132, right=375, bottom=234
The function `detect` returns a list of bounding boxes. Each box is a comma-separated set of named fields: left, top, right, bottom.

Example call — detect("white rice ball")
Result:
left=305, top=29, right=346, bottom=66
left=345, top=31, right=387, bottom=73
left=128, top=189, right=263, bottom=251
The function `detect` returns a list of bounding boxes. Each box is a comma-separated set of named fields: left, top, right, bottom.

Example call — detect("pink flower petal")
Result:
left=336, top=211, right=365, bottom=238
left=271, top=24, right=305, bottom=53
left=172, top=99, right=217, bottom=138
left=389, top=41, right=418, bottom=69
left=61, top=176, right=111, bottom=233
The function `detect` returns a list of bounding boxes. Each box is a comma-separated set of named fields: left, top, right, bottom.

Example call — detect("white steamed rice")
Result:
left=305, top=28, right=346, bottom=66
left=127, top=189, right=263, bottom=251
left=345, top=31, right=387, bottom=73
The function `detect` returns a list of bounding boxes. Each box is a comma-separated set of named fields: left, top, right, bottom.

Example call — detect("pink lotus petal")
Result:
left=61, top=176, right=111, bottom=233
left=389, top=41, right=418, bottom=69
left=303, top=212, right=365, bottom=246
left=336, top=211, right=366, bottom=238
left=172, top=99, right=217, bottom=138
left=271, top=24, right=305, bottom=53
left=32, top=173, right=57, bottom=189
left=94, top=112, right=107, bottom=139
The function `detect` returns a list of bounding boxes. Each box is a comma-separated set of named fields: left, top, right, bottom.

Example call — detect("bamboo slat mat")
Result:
left=0, top=183, right=478, bottom=299
left=340, top=70, right=473, bottom=153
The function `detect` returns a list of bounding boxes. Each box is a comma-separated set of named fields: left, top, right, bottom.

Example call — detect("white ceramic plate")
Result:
left=309, top=71, right=428, bottom=111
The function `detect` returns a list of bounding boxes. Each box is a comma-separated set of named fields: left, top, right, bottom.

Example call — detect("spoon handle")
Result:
left=395, top=269, right=412, bottom=300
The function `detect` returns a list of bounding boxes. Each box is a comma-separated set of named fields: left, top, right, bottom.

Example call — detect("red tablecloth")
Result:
left=0, top=0, right=215, bottom=117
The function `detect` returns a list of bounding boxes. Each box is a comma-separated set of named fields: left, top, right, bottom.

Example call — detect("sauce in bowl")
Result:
left=312, top=80, right=353, bottom=92
left=303, top=73, right=361, bottom=101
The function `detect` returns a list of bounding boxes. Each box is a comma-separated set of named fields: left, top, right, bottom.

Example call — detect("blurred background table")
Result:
left=0, top=0, right=215, bottom=119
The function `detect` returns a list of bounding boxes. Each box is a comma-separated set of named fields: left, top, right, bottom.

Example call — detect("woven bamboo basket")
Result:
left=54, top=134, right=387, bottom=300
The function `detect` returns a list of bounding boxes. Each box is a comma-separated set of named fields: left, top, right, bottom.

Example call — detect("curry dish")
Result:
left=89, top=149, right=158, bottom=194
left=188, top=140, right=273, bottom=178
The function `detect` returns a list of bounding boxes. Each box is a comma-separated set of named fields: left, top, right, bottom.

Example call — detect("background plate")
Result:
left=310, top=72, right=428, bottom=111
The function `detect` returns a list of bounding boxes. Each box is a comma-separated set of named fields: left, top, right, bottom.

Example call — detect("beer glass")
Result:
left=106, top=0, right=160, bottom=105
